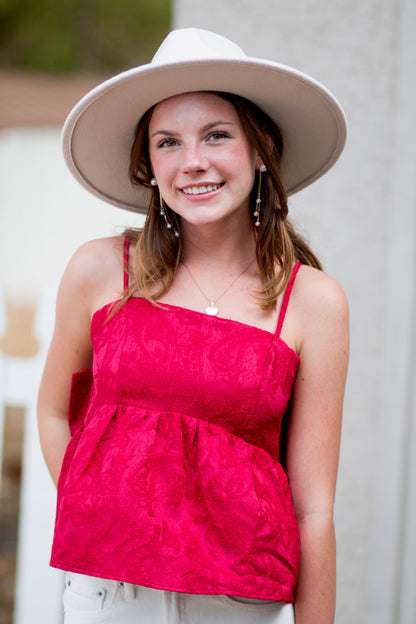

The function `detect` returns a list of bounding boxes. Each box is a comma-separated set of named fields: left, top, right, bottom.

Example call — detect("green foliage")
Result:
left=0, top=0, right=171, bottom=73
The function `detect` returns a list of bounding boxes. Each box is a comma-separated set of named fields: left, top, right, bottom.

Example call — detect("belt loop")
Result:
left=123, top=582, right=136, bottom=601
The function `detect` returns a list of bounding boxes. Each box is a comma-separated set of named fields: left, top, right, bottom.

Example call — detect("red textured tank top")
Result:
left=51, top=239, right=302, bottom=602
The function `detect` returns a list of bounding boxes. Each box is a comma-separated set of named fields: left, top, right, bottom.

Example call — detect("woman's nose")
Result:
left=181, top=144, right=208, bottom=173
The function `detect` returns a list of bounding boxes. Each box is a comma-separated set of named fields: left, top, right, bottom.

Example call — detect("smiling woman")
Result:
left=38, top=28, right=349, bottom=624
left=128, top=89, right=310, bottom=311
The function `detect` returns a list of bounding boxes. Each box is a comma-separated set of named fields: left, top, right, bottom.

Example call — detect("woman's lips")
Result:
left=181, top=183, right=224, bottom=198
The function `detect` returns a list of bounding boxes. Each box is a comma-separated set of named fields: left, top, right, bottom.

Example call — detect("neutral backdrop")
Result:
left=173, top=1, right=416, bottom=622
left=1, top=1, right=415, bottom=623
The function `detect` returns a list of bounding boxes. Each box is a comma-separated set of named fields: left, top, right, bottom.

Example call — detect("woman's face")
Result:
left=148, top=91, right=259, bottom=230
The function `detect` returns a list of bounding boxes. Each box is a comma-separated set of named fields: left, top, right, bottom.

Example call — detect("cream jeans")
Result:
left=63, top=572, right=295, bottom=624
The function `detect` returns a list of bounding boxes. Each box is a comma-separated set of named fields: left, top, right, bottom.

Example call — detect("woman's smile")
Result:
left=181, top=182, right=224, bottom=198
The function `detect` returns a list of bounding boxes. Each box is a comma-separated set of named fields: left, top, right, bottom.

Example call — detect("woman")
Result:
left=38, top=28, right=349, bottom=624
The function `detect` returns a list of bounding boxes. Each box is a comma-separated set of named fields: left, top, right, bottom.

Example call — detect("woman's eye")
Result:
left=206, top=131, right=231, bottom=142
left=157, top=138, right=178, bottom=148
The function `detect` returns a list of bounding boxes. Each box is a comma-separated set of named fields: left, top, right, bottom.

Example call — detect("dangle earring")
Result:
left=254, top=164, right=267, bottom=228
left=151, top=178, right=179, bottom=238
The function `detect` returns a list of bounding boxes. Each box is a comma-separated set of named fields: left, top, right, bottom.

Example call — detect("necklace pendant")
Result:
left=204, top=301, right=219, bottom=316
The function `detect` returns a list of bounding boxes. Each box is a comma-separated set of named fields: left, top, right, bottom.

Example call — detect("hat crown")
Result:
left=151, top=28, right=247, bottom=65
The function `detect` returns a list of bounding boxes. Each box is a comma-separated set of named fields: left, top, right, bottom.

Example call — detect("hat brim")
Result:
left=62, top=57, right=347, bottom=214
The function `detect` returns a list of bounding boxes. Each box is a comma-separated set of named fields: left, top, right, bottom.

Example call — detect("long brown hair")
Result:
left=125, top=91, right=322, bottom=310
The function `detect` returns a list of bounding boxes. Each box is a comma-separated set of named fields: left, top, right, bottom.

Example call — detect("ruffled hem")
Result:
left=52, top=403, right=300, bottom=602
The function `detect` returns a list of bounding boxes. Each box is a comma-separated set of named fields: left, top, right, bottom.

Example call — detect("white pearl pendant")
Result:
left=204, top=302, right=219, bottom=316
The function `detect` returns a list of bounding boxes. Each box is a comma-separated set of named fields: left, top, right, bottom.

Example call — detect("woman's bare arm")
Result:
left=286, top=267, right=349, bottom=624
left=37, top=237, right=124, bottom=485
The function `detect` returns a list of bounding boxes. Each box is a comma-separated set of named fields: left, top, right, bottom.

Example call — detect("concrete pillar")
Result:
left=173, top=2, right=416, bottom=623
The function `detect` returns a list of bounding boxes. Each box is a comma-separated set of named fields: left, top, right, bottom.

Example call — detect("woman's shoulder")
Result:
left=65, top=236, right=124, bottom=280
left=295, top=264, right=348, bottom=311
left=280, top=264, right=348, bottom=355
left=61, top=236, right=126, bottom=312
left=69, top=235, right=124, bottom=266
left=289, top=265, right=349, bottom=350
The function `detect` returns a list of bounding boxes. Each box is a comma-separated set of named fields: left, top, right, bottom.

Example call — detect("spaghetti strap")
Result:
left=123, top=237, right=130, bottom=290
left=276, top=262, right=302, bottom=337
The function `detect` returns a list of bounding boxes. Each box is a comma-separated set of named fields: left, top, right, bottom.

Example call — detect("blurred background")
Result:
left=1, top=1, right=415, bottom=623
left=0, top=2, right=169, bottom=623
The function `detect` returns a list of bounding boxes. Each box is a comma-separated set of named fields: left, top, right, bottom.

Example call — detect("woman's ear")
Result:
left=255, top=157, right=268, bottom=171
left=255, top=129, right=274, bottom=170
left=263, top=128, right=274, bottom=151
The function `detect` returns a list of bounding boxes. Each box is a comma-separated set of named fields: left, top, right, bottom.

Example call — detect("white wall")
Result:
left=0, top=126, right=143, bottom=306
left=0, top=126, right=145, bottom=623
left=173, top=2, right=415, bottom=624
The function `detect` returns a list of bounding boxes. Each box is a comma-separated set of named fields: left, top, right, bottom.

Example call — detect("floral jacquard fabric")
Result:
left=51, top=264, right=302, bottom=603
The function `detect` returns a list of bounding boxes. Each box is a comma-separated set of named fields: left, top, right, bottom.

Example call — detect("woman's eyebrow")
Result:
left=201, top=120, right=233, bottom=131
left=151, top=120, right=233, bottom=138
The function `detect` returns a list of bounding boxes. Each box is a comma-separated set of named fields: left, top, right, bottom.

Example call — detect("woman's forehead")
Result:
left=150, top=91, right=239, bottom=125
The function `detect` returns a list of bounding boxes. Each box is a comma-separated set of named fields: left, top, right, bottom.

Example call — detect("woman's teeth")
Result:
left=183, top=184, right=221, bottom=195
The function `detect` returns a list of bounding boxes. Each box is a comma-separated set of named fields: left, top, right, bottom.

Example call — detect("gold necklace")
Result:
left=182, top=259, right=254, bottom=316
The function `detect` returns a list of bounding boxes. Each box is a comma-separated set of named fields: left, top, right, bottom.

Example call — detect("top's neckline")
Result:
left=91, top=297, right=300, bottom=361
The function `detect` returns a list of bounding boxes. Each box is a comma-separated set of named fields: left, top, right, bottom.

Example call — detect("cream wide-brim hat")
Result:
left=62, top=28, right=347, bottom=214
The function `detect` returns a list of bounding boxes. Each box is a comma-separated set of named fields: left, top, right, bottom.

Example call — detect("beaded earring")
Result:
left=254, top=164, right=267, bottom=227
left=151, top=178, right=179, bottom=238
